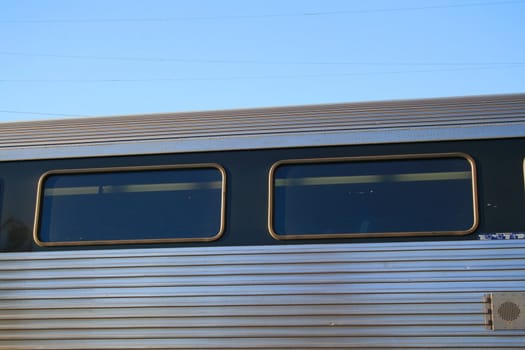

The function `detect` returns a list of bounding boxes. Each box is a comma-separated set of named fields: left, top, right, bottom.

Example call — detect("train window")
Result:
left=34, top=164, right=226, bottom=246
left=0, top=179, right=3, bottom=224
left=269, top=154, right=477, bottom=239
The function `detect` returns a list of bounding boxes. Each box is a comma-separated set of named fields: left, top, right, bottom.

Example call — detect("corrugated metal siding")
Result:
left=1, top=240, right=524, bottom=349
left=1, top=94, right=525, bottom=161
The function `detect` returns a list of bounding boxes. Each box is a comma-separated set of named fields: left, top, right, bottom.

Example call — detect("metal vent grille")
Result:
left=488, top=292, right=525, bottom=330
left=498, top=301, right=521, bottom=322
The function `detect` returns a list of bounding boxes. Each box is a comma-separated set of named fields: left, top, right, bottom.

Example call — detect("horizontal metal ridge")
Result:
left=1, top=240, right=524, bottom=348
left=2, top=93, right=524, bottom=128
left=3, top=326, right=519, bottom=339
left=3, top=115, right=523, bottom=141
left=0, top=314, right=484, bottom=328
left=0, top=293, right=484, bottom=311
left=2, top=283, right=523, bottom=300
left=0, top=338, right=522, bottom=350
left=1, top=260, right=523, bottom=280
left=1, top=94, right=525, bottom=161
left=2, top=105, right=524, bottom=142
left=1, top=248, right=523, bottom=271
left=1, top=239, right=522, bottom=260
left=2, top=118, right=524, bottom=149
left=0, top=271, right=522, bottom=291
left=2, top=103, right=523, bottom=130
left=0, top=304, right=482, bottom=320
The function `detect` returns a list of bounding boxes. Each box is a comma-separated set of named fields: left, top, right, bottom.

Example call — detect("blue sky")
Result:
left=1, top=0, right=524, bottom=122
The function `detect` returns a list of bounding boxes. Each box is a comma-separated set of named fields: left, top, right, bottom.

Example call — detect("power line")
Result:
left=0, top=0, right=523, bottom=24
left=0, top=110, right=89, bottom=117
left=1, top=65, right=524, bottom=84
left=0, top=51, right=524, bottom=67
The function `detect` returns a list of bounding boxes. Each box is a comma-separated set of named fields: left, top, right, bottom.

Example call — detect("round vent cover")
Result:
left=498, top=301, right=521, bottom=322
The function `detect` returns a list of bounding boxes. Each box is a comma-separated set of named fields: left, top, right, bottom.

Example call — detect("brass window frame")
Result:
left=268, top=153, right=479, bottom=240
left=34, top=163, right=227, bottom=247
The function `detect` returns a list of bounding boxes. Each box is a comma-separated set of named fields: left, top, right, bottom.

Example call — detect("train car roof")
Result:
left=1, top=93, right=525, bottom=161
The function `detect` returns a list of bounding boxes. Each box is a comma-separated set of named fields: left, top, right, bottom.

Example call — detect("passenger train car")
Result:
left=0, top=94, right=524, bottom=349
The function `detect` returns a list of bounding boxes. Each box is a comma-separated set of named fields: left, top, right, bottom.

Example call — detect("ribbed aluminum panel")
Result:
left=1, top=94, right=525, bottom=161
left=1, top=240, right=524, bottom=349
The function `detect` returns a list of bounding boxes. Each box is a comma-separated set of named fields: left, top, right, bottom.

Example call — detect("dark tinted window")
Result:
left=0, top=179, right=3, bottom=224
left=36, top=165, right=225, bottom=246
left=270, top=155, right=477, bottom=238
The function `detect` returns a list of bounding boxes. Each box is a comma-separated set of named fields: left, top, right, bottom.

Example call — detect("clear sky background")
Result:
left=1, top=0, right=524, bottom=122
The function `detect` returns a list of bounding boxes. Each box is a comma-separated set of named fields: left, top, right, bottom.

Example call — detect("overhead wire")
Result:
left=1, top=65, right=524, bottom=84
left=0, top=110, right=90, bottom=117
left=1, top=0, right=523, bottom=118
left=0, top=51, right=524, bottom=67
left=0, top=0, right=523, bottom=24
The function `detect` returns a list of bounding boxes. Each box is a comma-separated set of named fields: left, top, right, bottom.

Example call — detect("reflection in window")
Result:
left=270, top=155, right=477, bottom=238
left=36, top=165, right=225, bottom=246
left=0, top=179, right=3, bottom=226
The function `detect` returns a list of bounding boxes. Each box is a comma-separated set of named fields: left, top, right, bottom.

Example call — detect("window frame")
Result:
left=33, top=163, right=227, bottom=247
left=268, top=152, right=479, bottom=240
